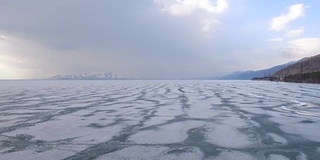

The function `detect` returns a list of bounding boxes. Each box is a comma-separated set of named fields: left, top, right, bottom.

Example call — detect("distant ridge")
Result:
left=217, top=61, right=295, bottom=80
left=273, top=54, right=320, bottom=78
left=51, top=72, right=129, bottom=80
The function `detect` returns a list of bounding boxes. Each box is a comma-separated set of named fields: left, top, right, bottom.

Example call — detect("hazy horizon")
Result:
left=1, top=0, right=320, bottom=79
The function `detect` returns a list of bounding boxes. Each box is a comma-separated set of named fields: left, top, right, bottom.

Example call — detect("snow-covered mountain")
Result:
left=51, top=72, right=128, bottom=80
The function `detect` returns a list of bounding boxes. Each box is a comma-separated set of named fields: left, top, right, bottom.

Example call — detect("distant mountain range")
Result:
left=51, top=72, right=129, bottom=80
left=218, top=54, right=320, bottom=80
left=217, top=61, right=295, bottom=80
left=273, top=54, right=320, bottom=78
left=50, top=54, right=320, bottom=80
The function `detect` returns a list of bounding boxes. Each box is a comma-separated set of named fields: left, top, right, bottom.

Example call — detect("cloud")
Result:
left=0, top=34, right=52, bottom=78
left=285, top=28, right=304, bottom=37
left=286, top=38, right=320, bottom=58
left=155, top=0, right=228, bottom=16
left=266, top=38, right=283, bottom=42
left=2, top=1, right=315, bottom=79
left=0, top=35, right=7, bottom=39
left=155, top=0, right=228, bottom=34
left=269, top=4, right=306, bottom=31
left=0, top=1, right=233, bottom=79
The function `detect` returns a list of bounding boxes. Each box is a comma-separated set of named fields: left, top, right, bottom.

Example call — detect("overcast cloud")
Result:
left=0, top=0, right=320, bottom=79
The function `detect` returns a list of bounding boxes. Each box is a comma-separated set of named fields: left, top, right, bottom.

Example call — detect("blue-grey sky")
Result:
left=1, top=0, right=320, bottom=79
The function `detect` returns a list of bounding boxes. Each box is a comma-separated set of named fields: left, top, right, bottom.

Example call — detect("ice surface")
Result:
left=0, top=149, right=74, bottom=160
left=98, top=146, right=203, bottom=160
left=205, top=151, right=255, bottom=160
left=129, top=121, right=204, bottom=144
left=267, top=154, right=290, bottom=160
left=0, top=80, right=320, bottom=159
left=205, top=124, right=254, bottom=148
left=267, top=133, right=287, bottom=144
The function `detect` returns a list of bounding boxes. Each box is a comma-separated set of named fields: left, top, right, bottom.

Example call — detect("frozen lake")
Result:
left=0, top=80, right=320, bottom=160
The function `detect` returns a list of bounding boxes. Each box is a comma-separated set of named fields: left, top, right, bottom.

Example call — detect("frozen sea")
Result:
left=0, top=80, right=320, bottom=160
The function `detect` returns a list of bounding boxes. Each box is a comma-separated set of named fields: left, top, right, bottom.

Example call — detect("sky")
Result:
left=0, top=0, right=320, bottom=79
